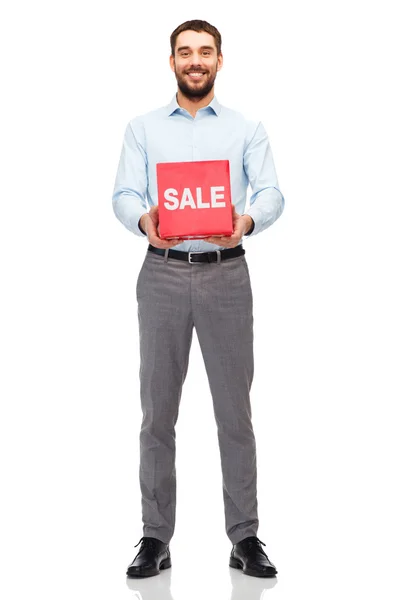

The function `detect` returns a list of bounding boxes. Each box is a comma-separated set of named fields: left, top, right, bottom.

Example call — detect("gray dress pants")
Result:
left=136, top=249, right=259, bottom=545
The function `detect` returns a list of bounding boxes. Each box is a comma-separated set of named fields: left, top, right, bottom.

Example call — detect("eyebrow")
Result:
left=176, top=45, right=215, bottom=52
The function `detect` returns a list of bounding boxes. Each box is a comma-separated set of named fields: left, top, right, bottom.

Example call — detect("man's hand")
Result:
left=203, top=205, right=253, bottom=248
left=140, top=206, right=185, bottom=249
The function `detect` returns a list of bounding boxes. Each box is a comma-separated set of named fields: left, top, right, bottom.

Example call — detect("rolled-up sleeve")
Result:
left=243, top=121, right=285, bottom=237
left=112, top=119, right=148, bottom=237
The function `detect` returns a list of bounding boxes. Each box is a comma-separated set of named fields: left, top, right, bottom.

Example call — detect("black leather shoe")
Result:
left=230, top=536, right=278, bottom=577
left=126, top=536, right=171, bottom=578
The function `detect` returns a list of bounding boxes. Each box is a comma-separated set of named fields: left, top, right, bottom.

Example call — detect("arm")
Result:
left=244, top=215, right=255, bottom=236
left=138, top=217, right=147, bottom=235
left=112, top=119, right=148, bottom=237
left=242, top=121, right=285, bottom=237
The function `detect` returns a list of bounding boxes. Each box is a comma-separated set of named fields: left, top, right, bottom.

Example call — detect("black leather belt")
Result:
left=148, top=244, right=245, bottom=263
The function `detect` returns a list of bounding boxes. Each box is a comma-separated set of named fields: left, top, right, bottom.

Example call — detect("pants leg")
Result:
left=191, top=255, right=259, bottom=545
left=136, top=251, right=193, bottom=544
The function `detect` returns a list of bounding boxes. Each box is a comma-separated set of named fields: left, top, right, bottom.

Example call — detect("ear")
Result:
left=217, top=52, right=223, bottom=71
left=169, top=54, right=175, bottom=72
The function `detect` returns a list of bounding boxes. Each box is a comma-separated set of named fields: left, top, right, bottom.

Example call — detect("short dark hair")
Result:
left=170, top=20, right=222, bottom=57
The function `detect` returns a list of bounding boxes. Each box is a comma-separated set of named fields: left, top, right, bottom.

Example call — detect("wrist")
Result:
left=139, top=214, right=149, bottom=235
left=242, top=214, right=254, bottom=235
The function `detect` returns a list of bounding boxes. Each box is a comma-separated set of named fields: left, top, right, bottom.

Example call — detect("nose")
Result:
left=190, top=52, right=204, bottom=65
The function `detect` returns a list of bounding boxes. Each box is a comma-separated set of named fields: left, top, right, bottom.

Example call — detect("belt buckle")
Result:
left=188, top=251, right=203, bottom=264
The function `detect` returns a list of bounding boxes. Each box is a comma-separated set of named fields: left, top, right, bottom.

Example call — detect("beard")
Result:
left=175, top=67, right=218, bottom=100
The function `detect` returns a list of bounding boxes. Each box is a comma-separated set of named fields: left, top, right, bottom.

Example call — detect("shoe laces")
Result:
left=134, top=536, right=157, bottom=553
left=242, top=536, right=268, bottom=555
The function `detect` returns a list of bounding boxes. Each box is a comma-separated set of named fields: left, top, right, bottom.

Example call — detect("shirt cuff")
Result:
left=138, top=215, right=147, bottom=236
left=244, top=187, right=285, bottom=237
left=244, top=216, right=255, bottom=236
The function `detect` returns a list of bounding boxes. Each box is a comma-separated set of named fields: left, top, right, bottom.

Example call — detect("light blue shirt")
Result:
left=112, top=93, right=285, bottom=252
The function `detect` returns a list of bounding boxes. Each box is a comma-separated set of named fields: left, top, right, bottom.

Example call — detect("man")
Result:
left=112, top=19, right=284, bottom=578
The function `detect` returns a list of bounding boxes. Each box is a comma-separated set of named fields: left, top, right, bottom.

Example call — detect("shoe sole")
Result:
left=229, top=556, right=277, bottom=577
left=126, top=557, right=171, bottom=578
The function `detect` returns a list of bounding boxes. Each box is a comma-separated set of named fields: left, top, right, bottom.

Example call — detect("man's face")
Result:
left=170, top=30, right=223, bottom=99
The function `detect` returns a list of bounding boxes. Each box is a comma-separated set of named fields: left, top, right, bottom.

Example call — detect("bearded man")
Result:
left=112, top=19, right=284, bottom=579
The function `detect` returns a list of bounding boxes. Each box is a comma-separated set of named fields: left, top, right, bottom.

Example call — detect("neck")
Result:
left=176, top=88, right=215, bottom=117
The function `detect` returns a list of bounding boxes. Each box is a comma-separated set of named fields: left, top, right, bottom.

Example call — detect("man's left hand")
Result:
left=203, top=205, right=253, bottom=248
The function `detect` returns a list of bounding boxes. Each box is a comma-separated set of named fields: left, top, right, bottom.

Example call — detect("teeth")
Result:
left=188, top=72, right=203, bottom=77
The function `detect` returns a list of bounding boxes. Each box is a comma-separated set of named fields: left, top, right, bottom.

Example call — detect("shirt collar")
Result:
left=166, top=93, right=221, bottom=117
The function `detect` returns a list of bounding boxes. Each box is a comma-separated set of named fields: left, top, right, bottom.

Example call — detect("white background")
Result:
left=1, top=1, right=399, bottom=599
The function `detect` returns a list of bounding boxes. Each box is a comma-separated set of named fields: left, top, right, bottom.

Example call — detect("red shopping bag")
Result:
left=156, top=160, right=233, bottom=239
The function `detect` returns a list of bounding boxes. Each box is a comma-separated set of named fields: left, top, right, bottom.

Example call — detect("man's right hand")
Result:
left=140, top=206, right=184, bottom=249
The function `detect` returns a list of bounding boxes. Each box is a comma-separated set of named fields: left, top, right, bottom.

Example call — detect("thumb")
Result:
left=231, top=203, right=240, bottom=220
left=146, top=215, right=157, bottom=234
left=148, top=205, right=159, bottom=224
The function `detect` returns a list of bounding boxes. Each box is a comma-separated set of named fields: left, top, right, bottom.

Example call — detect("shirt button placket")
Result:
left=192, top=117, right=200, bottom=250
left=192, top=119, right=196, bottom=161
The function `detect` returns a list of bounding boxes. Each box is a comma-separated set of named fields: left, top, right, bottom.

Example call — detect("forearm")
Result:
left=242, top=214, right=255, bottom=236
left=112, top=192, right=148, bottom=237
left=112, top=120, right=148, bottom=238
left=138, top=213, right=149, bottom=235
left=243, top=120, right=285, bottom=237
left=244, top=186, right=285, bottom=237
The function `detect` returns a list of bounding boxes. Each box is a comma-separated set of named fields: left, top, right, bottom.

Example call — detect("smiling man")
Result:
left=172, top=33, right=221, bottom=102
left=112, top=19, right=284, bottom=579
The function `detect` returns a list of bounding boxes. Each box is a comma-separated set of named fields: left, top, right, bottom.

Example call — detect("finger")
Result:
left=149, top=236, right=184, bottom=249
left=206, top=238, right=230, bottom=247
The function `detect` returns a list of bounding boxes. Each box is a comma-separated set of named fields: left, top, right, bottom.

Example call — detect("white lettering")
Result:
left=179, top=188, right=196, bottom=210
left=210, top=186, right=226, bottom=208
left=163, top=186, right=227, bottom=210
left=164, top=188, right=179, bottom=210
left=196, top=187, right=210, bottom=209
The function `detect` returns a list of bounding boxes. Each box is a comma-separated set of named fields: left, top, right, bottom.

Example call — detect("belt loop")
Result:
left=164, top=248, right=169, bottom=263
left=216, top=250, right=221, bottom=264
